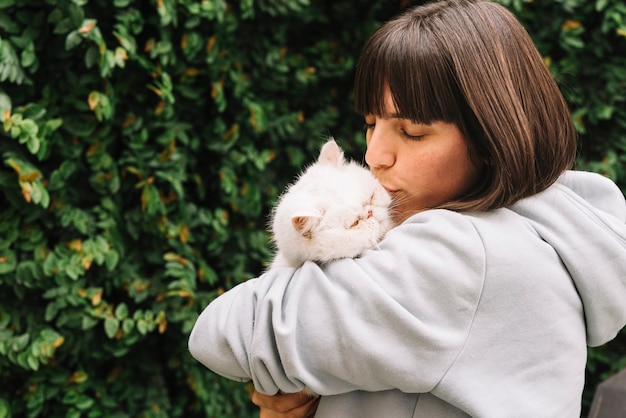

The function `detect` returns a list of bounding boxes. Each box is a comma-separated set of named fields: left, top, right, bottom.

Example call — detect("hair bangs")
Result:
left=354, top=34, right=391, bottom=118
left=355, top=20, right=466, bottom=127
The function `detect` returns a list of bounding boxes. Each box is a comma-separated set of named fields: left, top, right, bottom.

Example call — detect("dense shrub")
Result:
left=0, top=0, right=624, bottom=417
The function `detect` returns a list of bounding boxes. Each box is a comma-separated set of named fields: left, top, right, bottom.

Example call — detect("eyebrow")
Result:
left=385, top=112, right=416, bottom=121
left=366, top=111, right=422, bottom=123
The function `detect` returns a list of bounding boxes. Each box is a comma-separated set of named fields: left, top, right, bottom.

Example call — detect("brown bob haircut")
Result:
left=354, top=0, right=577, bottom=211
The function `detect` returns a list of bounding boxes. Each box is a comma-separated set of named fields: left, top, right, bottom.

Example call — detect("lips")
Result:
left=380, top=186, right=400, bottom=201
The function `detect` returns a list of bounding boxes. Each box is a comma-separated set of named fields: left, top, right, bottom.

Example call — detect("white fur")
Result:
left=269, top=139, right=392, bottom=269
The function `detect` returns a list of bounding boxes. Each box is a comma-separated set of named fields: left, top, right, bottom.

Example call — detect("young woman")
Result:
left=189, top=0, right=626, bottom=416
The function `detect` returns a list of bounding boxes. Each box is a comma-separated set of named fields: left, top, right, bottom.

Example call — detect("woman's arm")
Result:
left=188, top=210, right=486, bottom=396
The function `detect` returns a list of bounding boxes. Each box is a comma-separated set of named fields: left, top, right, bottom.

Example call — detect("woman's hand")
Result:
left=251, top=390, right=320, bottom=418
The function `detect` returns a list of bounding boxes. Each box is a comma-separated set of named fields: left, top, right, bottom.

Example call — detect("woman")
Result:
left=189, top=0, right=626, bottom=416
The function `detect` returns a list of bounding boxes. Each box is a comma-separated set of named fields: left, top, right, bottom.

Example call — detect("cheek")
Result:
left=446, top=149, right=481, bottom=190
left=416, top=147, right=479, bottom=194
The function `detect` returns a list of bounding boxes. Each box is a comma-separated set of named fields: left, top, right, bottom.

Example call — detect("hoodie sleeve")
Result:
left=188, top=210, right=486, bottom=396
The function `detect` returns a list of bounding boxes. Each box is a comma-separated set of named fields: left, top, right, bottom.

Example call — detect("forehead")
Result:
left=363, top=85, right=403, bottom=119
left=382, top=87, right=398, bottom=115
left=376, top=87, right=414, bottom=121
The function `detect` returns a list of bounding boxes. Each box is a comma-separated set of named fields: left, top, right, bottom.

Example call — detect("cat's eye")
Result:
left=350, top=219, right=360, bottom=227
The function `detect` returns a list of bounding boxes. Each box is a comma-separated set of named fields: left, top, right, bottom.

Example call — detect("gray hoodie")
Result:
left=188, top=170, right=626, bottom=417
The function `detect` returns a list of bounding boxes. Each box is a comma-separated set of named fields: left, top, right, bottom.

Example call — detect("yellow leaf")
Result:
left=147, top=85, right=162, bottom=97
left=122, top=114, right=137, bottom=127
left=181, top=33, right=188, bottom=49
left=91, top=289, right=103, bottom=306
left=68, top=370, right=88, bottom=383
left=154, top=100, right=165, bottom=115
left=6, top=158, right=21, bottom=174
left=53, top=336, right=65, bottom=348
left=19, top=172, right=40, bottom=182
left=21, top=182, right=32, bottom=202
left=79, top=21, right=96, bottom=34
left=67, top=239, right=82, bottom=251
left=206, top=35, right=217, bottom=53
left=222, top=123, right=238, bottom=142
left=115, top=46, right=128, bottom=61
left=87, top=91, right=99, bottom=110
left=158, top=319, right=167, bottom=334
left=562, top=19, right=581, bottom=30
left=180, top=225, right=189, bottom=243
left=159, top=139, right=176, bottom=162
left=82, top=255, right=93, bottom=270
left=182, top=67, right=199, bottom=77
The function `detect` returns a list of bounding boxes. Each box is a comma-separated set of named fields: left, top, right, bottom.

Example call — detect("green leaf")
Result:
left=11, top=333, right=29, bottom=351
left=595, top=0, right=609, bottom=12
left=0, top=41, right=27, bottom=83
left=0, top=250, right=16, bottom=274
left=122, top=318, right=134, bottom=334
left=136, top=319, right=149, bottom=335
left=20, top=41, right=36, bottom=68
left=0, top=0, right=16, bottom=9
left=114, top=303, right=128, bottom=319
left=26, top=354, right=39, bottom=370
left=65, top=30, right=82, bottom=50
left=45, top=302, right=59, bottom=321
left=0, top=226, right=18, bottom=250
left=597, top=105, right=614, bottom=120
left=104, top=250, right=119, bottom=271
left=81, top=316, right=99, bottom=330
left=21, top=104, right=47, bottom=120
left=0, top=398, right=10, bottom=418
left=84, top=45, right=99, bottom=68
left=104, top=317, right=119, bottom=339
left=75, top=396, right=94, bottom=410
left=0, top=91, right=11, bottom=117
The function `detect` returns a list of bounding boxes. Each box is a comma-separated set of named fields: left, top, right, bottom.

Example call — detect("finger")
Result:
left=258, top=396, right=320, bottom=418
left=251, top=390, right=316, bottom=412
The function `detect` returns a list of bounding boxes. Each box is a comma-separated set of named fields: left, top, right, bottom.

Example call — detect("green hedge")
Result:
left=0, top=0, right=624, bottom=417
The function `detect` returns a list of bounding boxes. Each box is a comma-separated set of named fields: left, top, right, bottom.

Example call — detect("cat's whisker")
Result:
left=387, top=193, right=422, bottom=222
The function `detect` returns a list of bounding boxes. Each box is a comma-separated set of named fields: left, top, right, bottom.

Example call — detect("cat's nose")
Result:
left=367, top=209, right=373, bottom=218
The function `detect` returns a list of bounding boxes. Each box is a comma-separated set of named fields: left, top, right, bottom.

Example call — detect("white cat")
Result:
left=269, top=138, right=393, bottom=270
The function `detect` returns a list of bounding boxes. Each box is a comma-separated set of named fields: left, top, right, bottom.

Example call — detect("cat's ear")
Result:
left=291, top=211, right=322, bottom=239
left=318, top=138, right=345, bottom=168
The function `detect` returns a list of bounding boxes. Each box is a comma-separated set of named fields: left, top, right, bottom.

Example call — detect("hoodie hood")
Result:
left=511, top=170, right=626, bottom=347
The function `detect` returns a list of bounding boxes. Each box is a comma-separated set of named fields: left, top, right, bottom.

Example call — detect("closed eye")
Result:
left=401, top=129, right=424, bottom=141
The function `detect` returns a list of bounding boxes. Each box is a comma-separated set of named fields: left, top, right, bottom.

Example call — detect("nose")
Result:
left=365, top=122, right=395, bottom=170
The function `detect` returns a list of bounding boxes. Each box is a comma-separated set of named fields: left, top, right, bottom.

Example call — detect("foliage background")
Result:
left=0, top=0, right=625, bottom=416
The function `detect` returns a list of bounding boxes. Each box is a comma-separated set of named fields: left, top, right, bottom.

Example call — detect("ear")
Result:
left=318, top=137, right=345, bottom=168
left=291, top=211, right=322, bottom=239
